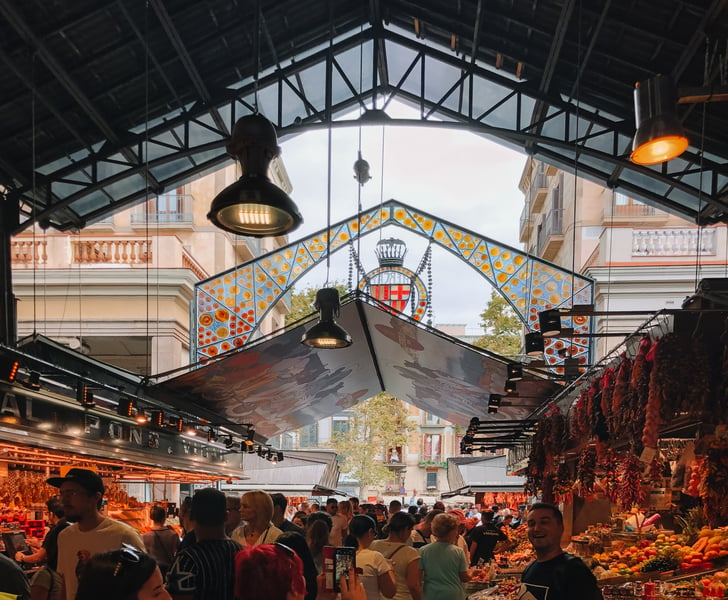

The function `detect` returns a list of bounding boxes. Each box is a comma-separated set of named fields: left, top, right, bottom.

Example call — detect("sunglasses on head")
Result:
left=113, top=544, right=142, bottom=577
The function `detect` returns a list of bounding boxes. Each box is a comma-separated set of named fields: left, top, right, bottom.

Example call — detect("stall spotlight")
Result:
left=488, top=393, right=501, bottom=414
left=504, top=380, right=517, bottom=394
left=76, top=382, right=95, bottom=408
left=207, top=428, right=218, bottom=443
left=256, top=445, right=265, bottom=457
left=244, top=427, right=256, bottom=447
left=224, top=435, right=234, bottom=449
left=21, top=371, right=41, bottom=390
left=276, top=451, right=284, bottom=463
left=135, top=411, right=148, bottom=425
left=150, top=411, right=165, bottom=428
left=0, top=357, right=19, bottom=383
left=173, top=417, right=184, bottom=432
left=506, top=363, right=523, bottom=382
left=117, top=397, right=135, bottom=418
left=266, top=447, right=274, bottom=461
left=184, top=423, right=197, bottom=437
left=246, top=443, right=256, bottom=454
left=564, top=356, right=581, bottom=379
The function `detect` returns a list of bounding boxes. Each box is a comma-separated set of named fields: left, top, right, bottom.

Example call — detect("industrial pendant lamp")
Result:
left=524, top=332, right=544, bottom=356
left=506, top=363, right=523, bottom=382
left=538, top=309, right=562, bottom=337
left=301, top=288, right=352, bottom=349
left=208, top=114, right=303, bottom=237
left=630, top=75, right=688, bottom=166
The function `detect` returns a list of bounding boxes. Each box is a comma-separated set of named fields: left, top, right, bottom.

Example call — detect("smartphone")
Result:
left=333, top=546, right=356, bottom=593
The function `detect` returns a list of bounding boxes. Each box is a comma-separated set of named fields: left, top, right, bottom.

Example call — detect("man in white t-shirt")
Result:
left=47, top=468, right=145, bottom=600
left=325, top=498, right=348, bottom=546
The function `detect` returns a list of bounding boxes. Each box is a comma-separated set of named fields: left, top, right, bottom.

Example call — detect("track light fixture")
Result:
left=135, top=411, right=148, bottom=425
left=504, top=380, right=517, bottom=394
left=117, top=397, right=135, bottom=418
left=224, top=434, right=234, bottom=449
left=563, top=356, right=581, bottom=379
left=76, top=382, right=95, bottom=408
left=256, top=445, right=265, bottom=457
left=150, top=411, right=165, bottom=428
left=25, top=371, right=41, bottom=390
left=538, top=309, right=562, bottom=337
left=244, top=426, right=256, bottom=447
left=0, top=357, right=19, bottom=383
left=276, top=451, right=284, bottom=462
left=184, top=423, right=197, bottom=437
left=488, top=393, right=501, bottom=414
left=301, top=288, right=352, bottom=349
left=208, top=114, right=303, bottom=237
left=630, top=74, right=688, bottom=166
left=207, top=428, right=219, bottom=443
left=506, top=363, right=523, bottom=382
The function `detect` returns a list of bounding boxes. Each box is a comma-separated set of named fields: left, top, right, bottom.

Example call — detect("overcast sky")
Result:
left=279, top=103, right=528, bottom=333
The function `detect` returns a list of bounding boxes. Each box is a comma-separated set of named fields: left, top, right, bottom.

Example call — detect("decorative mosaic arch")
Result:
left=193, top=199, right=594, bottom=370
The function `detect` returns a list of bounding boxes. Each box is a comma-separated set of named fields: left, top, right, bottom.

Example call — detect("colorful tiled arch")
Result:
left=193, top=199, right=594, bottom=371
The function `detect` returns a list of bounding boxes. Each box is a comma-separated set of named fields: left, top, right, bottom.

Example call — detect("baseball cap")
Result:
left=47, top=468, right=104, bottom=495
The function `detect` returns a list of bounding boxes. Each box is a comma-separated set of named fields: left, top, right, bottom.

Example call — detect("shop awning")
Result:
left=149, top=297, right=559, bottom=440
left=443, top=455, right=526, bottom=498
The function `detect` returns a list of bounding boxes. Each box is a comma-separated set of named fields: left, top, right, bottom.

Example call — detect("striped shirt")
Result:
left=166, top=538, right=242, bottom=600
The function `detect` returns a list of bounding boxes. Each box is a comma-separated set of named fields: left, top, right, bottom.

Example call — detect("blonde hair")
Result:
left=431, top=513, right=459, bottom=539
left=242, top=490, right=274, bottom=529
left=338, top=499, right=353, bottom=520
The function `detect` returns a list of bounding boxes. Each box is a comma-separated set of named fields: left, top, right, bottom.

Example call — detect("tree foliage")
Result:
left=329, top=393, right=411, bottom=493
left=472, top=289, right=522, bottom=356
left=285, top=282, right=348, bottom=326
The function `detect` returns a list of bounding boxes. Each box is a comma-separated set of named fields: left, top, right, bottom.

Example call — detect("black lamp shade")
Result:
left=525, top=332, right=544, bottom=356
left=208, top=174, right=302, bottom=237
left=504, top=380, right=517, bottom=394
left=209, top=113, right=303, bottom=237
left=631, top=75, right=688, bottom=165
left=301, top=288, right=352, bottom=349
left=506, top=363, right=523, bottom=381
left=301, top=320, right=352, bottom=348
left=538, top=309, right=562, bottom=337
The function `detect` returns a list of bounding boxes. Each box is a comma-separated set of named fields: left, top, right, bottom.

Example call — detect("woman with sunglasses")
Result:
left=75, top=545, right=171, bottom=600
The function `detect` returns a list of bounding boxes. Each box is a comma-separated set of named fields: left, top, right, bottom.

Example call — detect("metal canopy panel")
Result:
left=150, top=299, right=559, bottom=439
left=0, top=0, right=726, bottom=232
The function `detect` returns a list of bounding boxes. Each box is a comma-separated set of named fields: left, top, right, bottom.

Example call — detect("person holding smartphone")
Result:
left=344, top=515, right=396, bottom=600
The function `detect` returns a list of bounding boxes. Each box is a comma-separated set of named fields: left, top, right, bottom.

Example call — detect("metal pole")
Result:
left=0, top=196, right=18, bottom=346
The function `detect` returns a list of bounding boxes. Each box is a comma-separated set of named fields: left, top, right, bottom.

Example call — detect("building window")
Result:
left=425, top=412, right=440, bottom=425
left=423, top=434, right=441, bottom=462
left=387, top=446, right=403, bottom=463
left=332, top=418, right=350, bottom=437
left=426, top=471, right=437, bottom=490
left=132, top=188, right=192, bottom=223
left=299, top=423, right=318, bottom=448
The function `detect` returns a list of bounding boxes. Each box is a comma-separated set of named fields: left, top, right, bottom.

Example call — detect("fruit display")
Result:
left=592, top=528, right=728, bottom=579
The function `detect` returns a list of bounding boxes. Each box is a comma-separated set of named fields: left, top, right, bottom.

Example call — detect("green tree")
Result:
left=285, top=282, right=348, bottom=326
left=330, top=393, right=410, bottom=493
left=473, top=289, right=521, bottom=356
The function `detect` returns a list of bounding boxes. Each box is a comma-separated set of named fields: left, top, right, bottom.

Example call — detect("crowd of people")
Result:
left=0, top=468, right=602, bottom=600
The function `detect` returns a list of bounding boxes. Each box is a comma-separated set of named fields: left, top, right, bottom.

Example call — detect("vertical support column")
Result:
left=0, top=196, right=18, bottom=347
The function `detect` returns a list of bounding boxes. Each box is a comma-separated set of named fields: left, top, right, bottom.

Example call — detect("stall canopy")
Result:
left=222, top=450, right=343, bottom=496
left=149, top=295, right=560, bottom=442
left=443, top=455, right=527, bottom=498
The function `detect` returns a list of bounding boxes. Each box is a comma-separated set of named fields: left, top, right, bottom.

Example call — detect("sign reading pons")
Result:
left=359, top=238, right=429, bottom=321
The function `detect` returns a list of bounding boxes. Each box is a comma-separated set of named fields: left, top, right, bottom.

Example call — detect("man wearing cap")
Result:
left=47, top=467, right=145, bottom=600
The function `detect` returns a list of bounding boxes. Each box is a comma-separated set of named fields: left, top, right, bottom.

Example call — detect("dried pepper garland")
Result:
left=617, top=453, right=647, bottom=509
left=525, top=408, right=567, bottom=496
left=695, top=429, right=728, bottom=527
left=574, top=446, right=597, bottom=498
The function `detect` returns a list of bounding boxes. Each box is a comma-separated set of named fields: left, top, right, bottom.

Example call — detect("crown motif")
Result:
left=375, top=238, right=407, bottom=267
